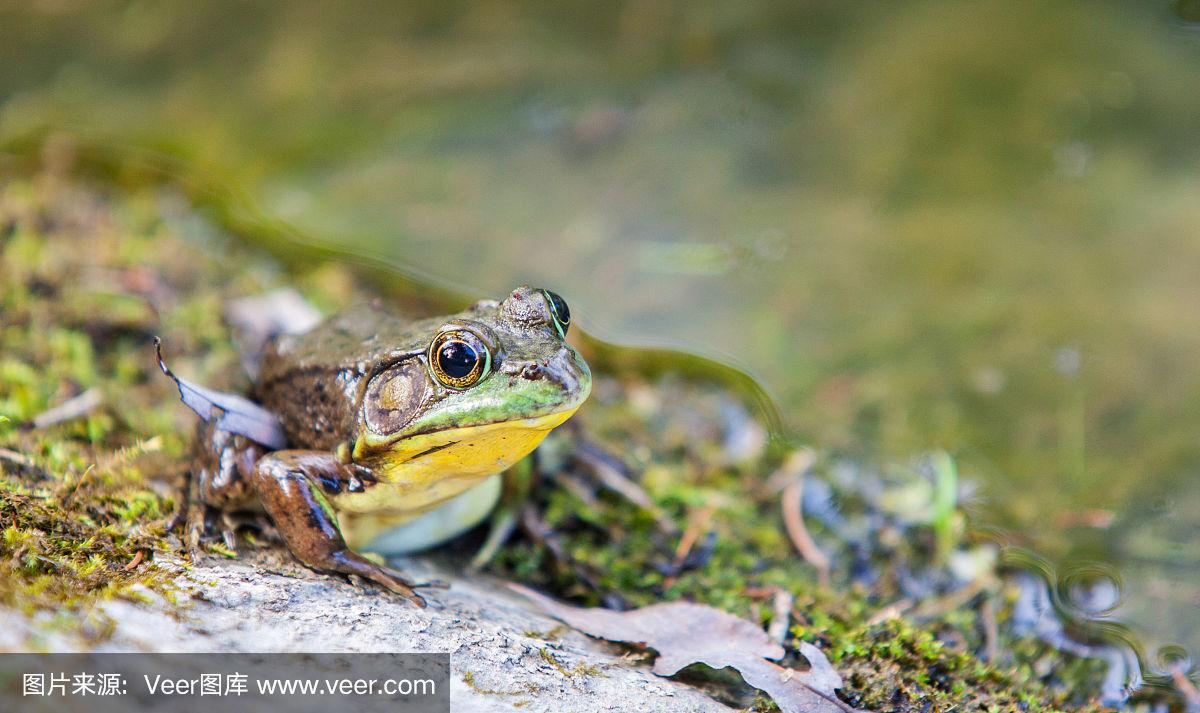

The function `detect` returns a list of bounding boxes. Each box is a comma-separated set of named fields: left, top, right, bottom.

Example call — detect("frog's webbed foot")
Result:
left=252, top=450, right=434, bottom=607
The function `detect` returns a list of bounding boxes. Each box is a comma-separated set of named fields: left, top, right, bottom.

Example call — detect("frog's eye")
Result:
left=428, top=330, right=490, bottom=389
left=540, top=288, right=571, bottom=339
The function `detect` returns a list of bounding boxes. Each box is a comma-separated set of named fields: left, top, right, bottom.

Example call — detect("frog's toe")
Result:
left=370, top=570, right=428, bottom=608
left=185, top=516, right=206, bottom=563
left=219, top=520, right=239, bottom=555
left=186, top=537, right=206, bottom=565
left=410, top=577, right=450, bottom=589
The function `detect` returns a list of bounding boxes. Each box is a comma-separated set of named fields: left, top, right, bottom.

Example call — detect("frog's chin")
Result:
left=342, top=406, right=579, bottom=516
left=397, top=407, right=579, bottom=467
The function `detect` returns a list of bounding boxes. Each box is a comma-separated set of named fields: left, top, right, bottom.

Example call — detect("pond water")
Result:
left=3, top=0, right=1199, bottom=683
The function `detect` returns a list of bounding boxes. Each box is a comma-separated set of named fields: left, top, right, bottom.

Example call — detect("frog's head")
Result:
left=352, top=286, right=591, bottom=483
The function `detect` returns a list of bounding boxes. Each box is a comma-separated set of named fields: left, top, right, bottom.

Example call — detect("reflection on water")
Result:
left=1007, top=565, right=1143, bottom=704
left=3, top=0, right=1199, bottom=677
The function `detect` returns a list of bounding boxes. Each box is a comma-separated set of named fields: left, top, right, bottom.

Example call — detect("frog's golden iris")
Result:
left=428, top=329, right=490, bottom=389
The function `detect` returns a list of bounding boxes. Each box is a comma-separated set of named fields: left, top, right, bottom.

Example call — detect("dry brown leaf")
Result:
left=510, top=584, right=863, bottom=713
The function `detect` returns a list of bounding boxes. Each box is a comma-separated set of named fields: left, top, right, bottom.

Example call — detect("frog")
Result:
left=162, top=286, right=589, bottom=607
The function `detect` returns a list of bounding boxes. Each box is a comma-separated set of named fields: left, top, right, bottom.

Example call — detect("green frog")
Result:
left=163, top=286, right=589, bottom=607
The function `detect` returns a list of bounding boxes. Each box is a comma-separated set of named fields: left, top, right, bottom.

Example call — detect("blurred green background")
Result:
left=2, top=0, right=1198, bottom=669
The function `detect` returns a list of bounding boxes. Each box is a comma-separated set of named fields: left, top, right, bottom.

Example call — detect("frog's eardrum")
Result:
left=364, top=360, right=432, bottom=435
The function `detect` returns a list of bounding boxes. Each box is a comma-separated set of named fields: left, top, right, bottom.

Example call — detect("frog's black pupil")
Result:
left=438, top=340, right=478, bottom=378
left=545, top=290, right=570, bottom=328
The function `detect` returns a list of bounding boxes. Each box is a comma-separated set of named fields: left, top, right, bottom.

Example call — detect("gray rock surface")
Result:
left=3, top=550, right=736, bottom=713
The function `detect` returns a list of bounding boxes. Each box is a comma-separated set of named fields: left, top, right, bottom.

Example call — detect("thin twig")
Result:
left=519, top=504, right=617, bottom=604
left=663, top=505, right=715, bottom=588
left=0, top=448, right=50, bottom=480
left=123, top=549, right=146, bottom=572
left=979, top=595, right=998, bottom=662
left=1172, top=666, right=1200, bottom=711
left=778, top=452, right=830, bottom=585
left=573, top=439, right=676, bottom=534
left=865, top=598, right=913, bottom=627
left=57, top=464, right=95, bottom=506
left=763, top=448, right=815, bottom=495
left=30, top=387, right=103, bottom=429
left=804, top=683, right=862, bottom=713
left=0, top=448, right=33, bottom=467
left=767, top=588, right=794, bottom=644
left=909, top=578, right=987, bottom=622
left=573, top=439, right=654, bottom=507
left=773, top=656, right=862, bottom=713
left=551, top=471, right=602, bottom=510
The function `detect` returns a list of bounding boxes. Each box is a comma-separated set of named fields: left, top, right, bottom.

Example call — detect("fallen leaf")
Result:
left=155, top=337, right=288, bottom=449
left=510, top=584, right=862, bottom=713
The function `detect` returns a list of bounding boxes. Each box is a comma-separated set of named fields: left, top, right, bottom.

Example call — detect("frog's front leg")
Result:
left=251, top=450, right=428, bottom=607
left=174, top=418, right=265, bottom=560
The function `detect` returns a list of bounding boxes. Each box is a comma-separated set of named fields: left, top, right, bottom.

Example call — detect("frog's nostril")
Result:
left=520, top=363, right=544, bottom=381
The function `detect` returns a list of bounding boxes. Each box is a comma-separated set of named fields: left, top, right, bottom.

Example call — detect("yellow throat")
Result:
left=340, top=407, right=578, bottom=517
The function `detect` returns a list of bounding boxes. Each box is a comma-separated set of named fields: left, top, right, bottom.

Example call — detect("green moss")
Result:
left=0, top=170, right=288, bottom=641
left=461, top=671, right=540, bottom=698
left=522, top=625, right=566, bottom=641
left=538, top=648, right=604, bottom=679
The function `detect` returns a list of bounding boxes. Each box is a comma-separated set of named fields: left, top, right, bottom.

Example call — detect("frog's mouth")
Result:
left=343, top=406, right=579, bottom=512
left=396, top=407, right=577, bottom=466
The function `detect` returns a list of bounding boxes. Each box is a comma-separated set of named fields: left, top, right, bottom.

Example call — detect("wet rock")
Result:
left=2, top=550, right=734, bottom=713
